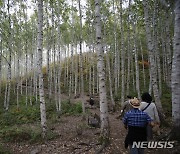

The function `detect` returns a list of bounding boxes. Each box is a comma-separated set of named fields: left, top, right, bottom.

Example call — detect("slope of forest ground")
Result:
left=0, top=93, right=179, bottom=154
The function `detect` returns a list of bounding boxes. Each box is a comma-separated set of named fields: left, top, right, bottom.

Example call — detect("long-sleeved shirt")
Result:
left=139, top=101, right=160, bottom=123
left=121, top=100, right=133, bottom=113
left=123, top=108, right=152, bottom=127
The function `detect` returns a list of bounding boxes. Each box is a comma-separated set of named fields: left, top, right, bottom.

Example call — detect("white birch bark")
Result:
left=6, top=0, right=12, bottom=111
left=106, top=51, right=115, bottom=111
left=33, top=51, right=38, bottom=103
left=49, top=49, right=53, bottom=98
left=132, top=23, right=141, bottom=99
left=119, top=0, right=125, bottom=103
left=16, top=51, right=20, bottom=109
left=37, top=0, right=47, bottom=138
left=30, top=53, right=33, bottom=106
left=165, top=11, right=173, bottom=87
left=25, top=48, right=28, bottom=106
left=95, top=0, right=109, bottom=139
left=78, top=0, right=85, bottom=113
left=113, top=0, right=118, bottom=96
left=148, top=56, right=152, bottom=95
left=63, top=48, right=67, bottom=89
left=74, top=45, right=78, bottom=96
left=153, top=1, right=162, bottom=97
left=71, top=45, right=74, bottom=94
left=143, top=0, right=163, bottom=112
left=51, top=6, right=58, bottom=110
left=69, top=44, right=72, bottom=98
left=23, top=5, right=28, bottom=106
left=171, top=0, right=180, bottom=136
left=4, top=82, right=8, bottom=109
left=126, top=0, right=131, bottom=96
left=57, top=0, right=62, bottom=112
left=0, top=40, right=2, bottom=95
left=66, top=46, right=69, bottom=92
left=53, top=45, right=58, bottom=110
left=45, top=4, right=52, bottom=99
left=161, top=25, right=167, bottom=82
left=88, top=45, right=92, bottom=95
left=92, top=47, right=95, bottom=95
left=131, top=54, right=136, bottom=93
left=140, top=39, right=146, bottom=88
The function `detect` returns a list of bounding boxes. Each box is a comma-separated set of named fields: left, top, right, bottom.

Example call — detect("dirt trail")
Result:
left=4, top=96, right=174, bottom=154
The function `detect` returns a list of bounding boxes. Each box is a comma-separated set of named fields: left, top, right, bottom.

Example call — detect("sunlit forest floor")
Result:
left=0, top=94, right=179, bottom=154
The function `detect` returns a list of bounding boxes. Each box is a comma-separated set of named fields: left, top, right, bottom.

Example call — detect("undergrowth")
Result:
left=0, top=144, right=11, bottom=154
left=0, top=125, right=59, bottom=143
left=61, top=100, right=83, bottom=115
left=0, top=91, right=83, bottom=144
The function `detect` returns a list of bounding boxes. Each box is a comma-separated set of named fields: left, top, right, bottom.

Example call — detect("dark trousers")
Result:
left=130, top=145, right=144, bottom=154
left=147, top=125, right=153, bottom=140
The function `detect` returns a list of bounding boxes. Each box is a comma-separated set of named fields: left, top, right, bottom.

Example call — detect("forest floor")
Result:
left=1, top=95, right=179, bottom=154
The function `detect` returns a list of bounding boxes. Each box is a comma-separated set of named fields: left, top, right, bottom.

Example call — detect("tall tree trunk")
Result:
left=171, top=0, right=180, bottom=140
left=4, top=82, right=8, bottom=109
left=95, top=0, right=109, bottom=140
left=153, top=1, right=162, bottom=97
left=37, top=0, right=47, bottom=138
left=143, top=0, right=163, bottom=113
left=30, top=53, right=33, bottom=106
left=140, top=39, right=146, bottom=89
left=78, top=0, right=85, bottom=113
left=148, top=56, right=153, bottom=95
left=131, top=55, right=136, bottom=93
left=57, top=0, right=62, bottom=112
left=119, top=0, right=125, bottom=103
left=45, top=4, right=52, bottom=99
left=74, top=45, right=78, bottom=97
left=126, top=0, right=131, bottom=96
left=106, top=51, right=115, bottom=111
left=161, top=23, right=167, bottom=83
left=0, top=40, right=2, bottom=95
left=165, top=11, right=173, bottom=88
left=113, top=0, right=118, bottom=96
left=89, top=46, right=92, bottom=95
left=132, top=22, right=141, bottom=99
left=51, top=5, right=58, bottom=110
left=69, top=44, right=72, bottom=98
left=16, top=51, right=20, bottom=109
left=23, top=5, right=28, bottom=106
left=6, top=0, right=12, bottom=111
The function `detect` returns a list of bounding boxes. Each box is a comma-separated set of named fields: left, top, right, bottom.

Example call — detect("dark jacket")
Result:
left=125, top=126, right=147, bottom=149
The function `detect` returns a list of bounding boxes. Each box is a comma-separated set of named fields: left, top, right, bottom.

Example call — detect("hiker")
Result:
left=121, top=96, right=132, bottom=114
left=140, top=92, right=160, bottom=140
left=117, top=96, right=132, bottom=119
left=89, top=96, right=94, bottom=108
left=123, top=97, right=152, bottom=154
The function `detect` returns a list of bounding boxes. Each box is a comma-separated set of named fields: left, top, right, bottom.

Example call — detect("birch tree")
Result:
left=95, top=0, right=109, bottom=141
left=143, top=0, right=163, bottom=113
left=106, top=51, right=115, bottom=111
left=37, top=0, right=47, bottom=138
left=119, top=0, right=125, bottom=103
left=126, top=0, right=131, bottom=96
left=171, top=0, right=180, bottom=140
left=113, top=0, right=118, bottom=96
left=0, top=39, right=2, bottom=95
left=78, top=0, right=85, bottom=113
left=5, top=0, right=12, bottom=111
left=132, top=22, right=141, bottom=99
left=56, top=0, right=62, bottom=112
